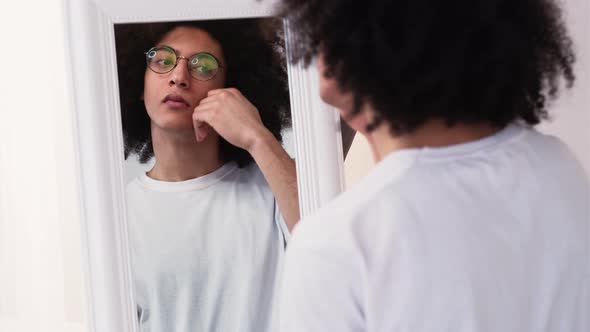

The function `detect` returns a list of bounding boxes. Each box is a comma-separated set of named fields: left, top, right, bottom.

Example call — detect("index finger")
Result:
left=207, top=88, right=241, bottom=98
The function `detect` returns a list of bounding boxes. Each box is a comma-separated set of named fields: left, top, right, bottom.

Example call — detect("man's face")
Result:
left=317, top=52, right=353, bottom=112
left=317, top=52, right=369, bottom=133
left=143, top=26, right=226, bottom=133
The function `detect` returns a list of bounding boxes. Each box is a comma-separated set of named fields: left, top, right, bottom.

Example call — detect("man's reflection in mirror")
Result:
left=114, top=19, right=299, bottom=331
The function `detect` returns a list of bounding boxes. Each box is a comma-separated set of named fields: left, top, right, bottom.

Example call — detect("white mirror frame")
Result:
left=63, top=0, right=345, bottom=331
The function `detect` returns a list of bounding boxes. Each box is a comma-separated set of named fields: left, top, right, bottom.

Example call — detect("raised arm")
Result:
left=192, top=88, right=300, bottom=229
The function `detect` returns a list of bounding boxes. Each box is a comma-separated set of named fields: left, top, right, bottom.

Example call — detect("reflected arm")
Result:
left=247, top=116, right=355, bottom=232
left=193, top=88, right=300, bottom=229
left=248, top=131, right=300, bottom=231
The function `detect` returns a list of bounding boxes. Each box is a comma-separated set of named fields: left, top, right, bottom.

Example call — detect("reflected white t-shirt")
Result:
left=126, top=162, right=289, bottom=332
left=280, top=123, right=590, bottom=332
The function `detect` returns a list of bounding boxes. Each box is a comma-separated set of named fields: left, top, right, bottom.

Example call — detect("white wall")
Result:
left=345, top=0, right=590, bottom=187
left=0, top=0, right=587, bottom=331
left=538, top=0, right=590, bottom=175
left=344, top=135, right=375, bottom=188
left=0, top=1, right=88, bottom=331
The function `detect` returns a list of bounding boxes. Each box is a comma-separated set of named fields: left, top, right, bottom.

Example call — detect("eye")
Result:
left=188, top=53, right=219, bottom=79
left=146, top=47, right=177, bottom=73
left=196, top=65, right=212, bottom=73
left=156, top=58, right=174, bottom=66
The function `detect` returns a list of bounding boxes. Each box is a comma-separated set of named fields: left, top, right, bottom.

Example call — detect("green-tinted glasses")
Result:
left=145, top=46, right=223, bottom=81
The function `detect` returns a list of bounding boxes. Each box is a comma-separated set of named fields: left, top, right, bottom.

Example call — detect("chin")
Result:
left=153, top=114, right=194, bottom=131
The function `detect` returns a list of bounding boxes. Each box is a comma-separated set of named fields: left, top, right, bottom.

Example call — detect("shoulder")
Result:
left=289, top=179, right=416, bottom=257
left=228, top=161, right=274, bottom=194
left=126, top=177, right=146, bottom=197
left=281, top=181, right=415, bottom=332
left=230, top=161, right=266, bottom=183
left=522, top=127, right=585, bottom=168
left=288, top=147, right=428, bottom=254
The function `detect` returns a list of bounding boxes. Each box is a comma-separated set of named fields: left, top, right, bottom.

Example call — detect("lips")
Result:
left=163, top=94, right=190, bottom=108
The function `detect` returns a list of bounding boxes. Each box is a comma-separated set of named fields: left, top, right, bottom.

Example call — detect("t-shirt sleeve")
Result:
left=279, top=225, right=364, bottom=332
left=274, top=198, right=291, bottom=247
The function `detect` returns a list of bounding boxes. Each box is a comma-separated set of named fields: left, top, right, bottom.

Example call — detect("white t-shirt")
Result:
left=280, top=123, right=590, bottom=332
left=126, top=161, right=289, bottom=332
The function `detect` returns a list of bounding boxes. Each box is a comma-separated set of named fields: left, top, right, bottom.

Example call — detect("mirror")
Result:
left=118, top=18, right=297, bottom=182
left=64, top=0, right=345, bottom=331
left=114, top=17, right=294, bottom=331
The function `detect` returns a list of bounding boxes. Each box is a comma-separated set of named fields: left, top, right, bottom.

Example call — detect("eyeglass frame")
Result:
left=144, top=45, right=225, bottom=81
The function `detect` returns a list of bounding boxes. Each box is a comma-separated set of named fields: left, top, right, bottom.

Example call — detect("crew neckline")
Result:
left=416, top=122, right=527, bottom=160
left=360, top=122, right=528, bottom=190
left=136, top=161, right=238, bottom=192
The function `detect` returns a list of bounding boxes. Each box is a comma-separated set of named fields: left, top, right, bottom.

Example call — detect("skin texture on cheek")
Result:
left=317, top=55, right=368, bottom=132
left=317, top=54, right=354, bottom=112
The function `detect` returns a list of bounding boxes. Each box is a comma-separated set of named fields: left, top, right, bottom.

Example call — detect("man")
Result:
left=279, top=0, right=590, bottom=331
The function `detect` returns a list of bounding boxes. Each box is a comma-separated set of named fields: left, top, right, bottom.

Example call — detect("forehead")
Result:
left=157, top=26, right=223, bottom=57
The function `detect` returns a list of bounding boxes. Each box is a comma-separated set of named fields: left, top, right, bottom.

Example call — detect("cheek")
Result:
left=317, top=73, right=367, bottom=132
left=317, top=54, right=339, bottom=106
left=189, top=84, right=215, bottom=106
left=318, top=73, right=329, bottom=99
left=189, top=78, right=225, bottom=106
left=319, top=74, right=354, bottom=113
left=319, top=76, right=339, bottom=106
left=143, top=75, right=159, bottom=115
left=205, top=74, right=226, bottom=94
left=217, top=69, right=227, bottom=88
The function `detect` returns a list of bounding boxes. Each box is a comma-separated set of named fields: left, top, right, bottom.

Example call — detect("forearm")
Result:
left=248, top=129, right=300, bottom=231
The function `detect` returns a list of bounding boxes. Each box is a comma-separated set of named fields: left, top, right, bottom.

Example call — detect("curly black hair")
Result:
left=279, top=0, right=575, bottom=134
left=114, top=18, right=291, bottom=166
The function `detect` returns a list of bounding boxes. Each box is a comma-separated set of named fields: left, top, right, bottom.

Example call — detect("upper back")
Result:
left=292, top=123, right=590, bottom=332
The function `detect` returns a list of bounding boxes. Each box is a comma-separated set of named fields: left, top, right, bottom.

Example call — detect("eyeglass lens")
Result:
left=146, top=47, right=220, bottom=81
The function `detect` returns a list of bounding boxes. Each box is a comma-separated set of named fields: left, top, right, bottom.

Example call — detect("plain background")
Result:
left=0, top=0, right=587, bottom=331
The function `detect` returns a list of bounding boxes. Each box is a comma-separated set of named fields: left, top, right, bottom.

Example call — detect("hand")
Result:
left=192, top=88, right=269, bottom=151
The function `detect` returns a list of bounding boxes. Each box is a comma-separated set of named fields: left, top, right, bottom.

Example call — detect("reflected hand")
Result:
left=192, top=88, right=268, bottom=151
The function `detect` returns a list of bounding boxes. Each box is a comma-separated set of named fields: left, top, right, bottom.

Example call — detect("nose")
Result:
left=169, top=58, right=191, bottom=89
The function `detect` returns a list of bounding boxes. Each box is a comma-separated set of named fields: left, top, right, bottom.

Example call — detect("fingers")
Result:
left=192, top=105, right=215, bottom=142
left=196, top=97, right=219, bottom=106
left=199, top=88, right=239, bottom=106
left=193, top=117, right=210, bottom=142
left=195, top=123, right=209, bottom=142
left=207, top=87, right=244, bottom=100
left=193, top=102, right=216, bottom=122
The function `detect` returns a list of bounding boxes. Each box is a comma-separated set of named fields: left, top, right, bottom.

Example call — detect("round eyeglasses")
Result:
left=145, top=46, right=224, bottom=81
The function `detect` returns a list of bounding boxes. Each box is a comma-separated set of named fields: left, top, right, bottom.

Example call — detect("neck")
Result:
left=147, top=125, right=223, bottom=181
left=365, top=117, right=501, bottom=162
